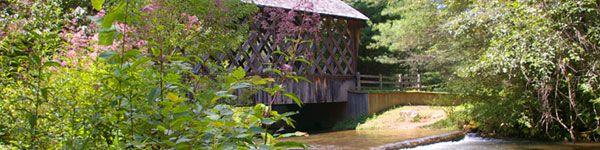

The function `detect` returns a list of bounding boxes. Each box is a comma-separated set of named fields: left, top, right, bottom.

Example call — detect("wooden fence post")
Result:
left=356, top=72, right=361, bottom=91
left=379, top=74, right=383, bottom=89
left=417, top=74, right=421, bottom=91
left=398, top=74, right=403, bottom=90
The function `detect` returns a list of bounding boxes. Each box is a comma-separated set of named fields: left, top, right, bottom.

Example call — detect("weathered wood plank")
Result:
left=251, top=75, right=354, bottom=104
left=360, top=80, right=408, bottom=85
left=359, top=74, right=381, bottom=78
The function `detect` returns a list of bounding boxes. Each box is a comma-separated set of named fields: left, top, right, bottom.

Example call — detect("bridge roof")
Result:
left=244, top=0, right=369, bottom=20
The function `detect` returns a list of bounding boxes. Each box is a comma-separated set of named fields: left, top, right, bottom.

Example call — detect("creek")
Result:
left=283, top=129, right=453, bottom=150
left=285, top=130, right=600, bottom=150
left=408, top=133, right=600, bottom=150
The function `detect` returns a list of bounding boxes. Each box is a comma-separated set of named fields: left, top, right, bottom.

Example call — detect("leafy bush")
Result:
left=362, top=0, right=600, bottom=141
left=1, top=0, right=316, bottom=149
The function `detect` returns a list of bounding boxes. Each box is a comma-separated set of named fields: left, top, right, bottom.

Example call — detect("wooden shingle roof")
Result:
left=245, top=0, right=369, bottom=20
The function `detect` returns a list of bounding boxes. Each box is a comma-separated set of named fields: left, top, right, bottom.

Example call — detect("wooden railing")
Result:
left=355, top=72, right=421, bottom=91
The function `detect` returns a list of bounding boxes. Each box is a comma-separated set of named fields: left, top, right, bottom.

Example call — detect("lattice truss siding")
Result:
left=193, top=13, right=360, bottom=76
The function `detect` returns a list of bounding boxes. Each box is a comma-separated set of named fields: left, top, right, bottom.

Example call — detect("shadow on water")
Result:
left=406, top=133, right=600, bottom=150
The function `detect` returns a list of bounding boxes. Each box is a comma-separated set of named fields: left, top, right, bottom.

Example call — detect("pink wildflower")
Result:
left=67, top=50, right=77, bottom=58
left=188, top=15, right=199, bottom=23
left=281, top=64, right=291, bottom=72
left=60, top=61, right=68, bottom=67
left=135, top=40, right=147, bottom=47
left=93, top=10, right=106, bottom=18
left=141, top=4, right=155, bottom=12
left=88, top=52, right=98, bottom=60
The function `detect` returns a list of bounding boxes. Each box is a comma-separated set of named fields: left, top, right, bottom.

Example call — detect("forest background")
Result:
left=348, top=0, right=600, bottom=141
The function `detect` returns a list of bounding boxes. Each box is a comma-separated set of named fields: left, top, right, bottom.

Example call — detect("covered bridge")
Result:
left=196, top=0, right=368, bottom=104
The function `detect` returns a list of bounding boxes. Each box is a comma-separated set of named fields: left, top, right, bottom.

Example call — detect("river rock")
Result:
left=370, top=131, right=466, bottom=150
left=399, top=109, right=419, bottom=121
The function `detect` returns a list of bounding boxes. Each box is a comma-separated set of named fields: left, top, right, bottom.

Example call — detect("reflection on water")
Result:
left=283, top=129, right=454, bottom=150
left=407, top=133, right=600, bottom=150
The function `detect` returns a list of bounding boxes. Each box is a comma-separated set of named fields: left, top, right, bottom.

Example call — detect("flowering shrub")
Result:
left=1, top=0, right=313, bottom=149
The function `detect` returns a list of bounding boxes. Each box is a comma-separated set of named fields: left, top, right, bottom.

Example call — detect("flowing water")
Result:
left=283, top=129, right=453, bottom=150
left=407, top=133, right=600, bottom=150
left=285, top=130, right=600, bottom=150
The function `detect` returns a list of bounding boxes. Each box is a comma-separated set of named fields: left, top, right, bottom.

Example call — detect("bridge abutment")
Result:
left=345, top=91, right=459, bottom=119
left=273, top=92, right=459, bottom=131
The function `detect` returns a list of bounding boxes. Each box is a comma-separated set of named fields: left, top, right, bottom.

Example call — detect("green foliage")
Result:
left=344, top=0, right=406, bottom=75
left=363, top=0, right=600, bottom=141
left=0, top=0, right=309, bottom=149
left=350, top=0, right=472, bottom=91
left=443, top=0, right=600, bottom=141
left=91, top=0, right=104, bottom=10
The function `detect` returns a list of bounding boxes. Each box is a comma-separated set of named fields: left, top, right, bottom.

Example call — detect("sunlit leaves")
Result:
left=1, top=0, right=309, bottom=149
left=166, top=93, right=188, bottom=104
left=233, top=67, right=246, bottom=80
left=98, top=30, right=117, bottom=46
left=441, top=0, right=600, bottom=140
left=283, top=93, right=302, bottom=108
left=91, top=0, right=104, bottom=11
left=274, top=141, right=309, bottom=149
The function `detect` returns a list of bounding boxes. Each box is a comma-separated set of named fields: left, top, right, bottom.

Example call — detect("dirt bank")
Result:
left=357, top=106, right=450, bottom=130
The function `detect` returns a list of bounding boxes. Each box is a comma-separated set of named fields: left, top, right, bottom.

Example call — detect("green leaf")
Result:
left=175, top=138, right=192, bottom=144
left=167, top=93, right=178, bottom=102
left=296, top=58, right=311, bottom=65
left=28, top=30, right=42, bottom=39
left=172, top=105, right=189, bottom=114
left=28, top=113, right=37, bottom=128
left=209, top=121, right=224, bottom=127
left=272, top=50, right=285, bottom=55
left=91, top=0, right=105, bottom=11
left=277, top=131, right=306, bottom=138
left=132, top=57, right=151, bottom=68
left=274, top=141, right=309, bottom=149
left=262, top=118, right=276, bottom=125
left=249, top=127, right=265, bottom=134
left=295, top=76, right=311, bottom=83
left=124, top=49, right=140, bottom=59
left=258, top=144, right=273, bottom=150
left=253, top=104, right=266, bottom=117
left=147, top=87, right=160, bottom=103
left=232, top=67, right=245, bottom=80
left=230, top=83, right=250, bottom=90
left=283, top=93, right=303, bottom=108
left=250, top=76, right=268, bottom=85
left=87, top=16, right=103, bottom=24
left=42, top=62, right=60, bottom=68
left=98, top=30, right=116, bottom=46
left=161, top=107, right=171, bottom=118
left=101, top=4, right=125, bottom=28
left=263, top=68, right=282, bottom=75
left=157, top=125, right=166, bottom=132
left=29, top=54, right=41, bottom=66
left=41, top=88, right=49, bottom=100
left=165, top=140, right=176, bottom=146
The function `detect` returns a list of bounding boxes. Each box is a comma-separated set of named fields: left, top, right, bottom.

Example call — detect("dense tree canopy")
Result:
left=355, top=0, right=600, bottom=141
left=343, top=0, right=406, bottom=75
